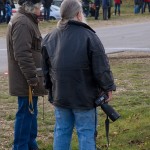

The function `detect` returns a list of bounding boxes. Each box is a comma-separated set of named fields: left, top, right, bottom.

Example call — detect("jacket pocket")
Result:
left=36, top=68, right=43, bottom=77
left=32, top=36, right=42, bottom=51
left=32, top=68, right=48, bottom=96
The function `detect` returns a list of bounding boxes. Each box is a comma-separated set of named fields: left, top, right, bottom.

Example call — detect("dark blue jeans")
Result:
left=143, top=2, right=150, bottom=12
left=44, top=7, right=50, bottom=20
left=12, top=96, right=38, bottom=150
left=0, top=8, right=6, bottom=23
left=115, top=4, right=121, bottom=15
left=95, top=6, right=100, bottom=20
left=103, top=8, right=108, bottom=20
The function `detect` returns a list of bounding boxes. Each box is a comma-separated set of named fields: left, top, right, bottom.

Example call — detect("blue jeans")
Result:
left=12, top=96, right=38, bottom=150
left=53, top=107, right=97, bottom=150
left=115, top=4, right=121, bottom=15
left=103, top=8, right=108, bottom=20
left=44, top=7, right=50, bottom=20
left=143, top=2, right=150, bottom=12
left=95, top=6, right=100, bottom=20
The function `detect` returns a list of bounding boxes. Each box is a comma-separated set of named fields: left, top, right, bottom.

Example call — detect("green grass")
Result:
left=0, top=52, right=150, bottom=149
left=0, top=2, right=150, bottom=150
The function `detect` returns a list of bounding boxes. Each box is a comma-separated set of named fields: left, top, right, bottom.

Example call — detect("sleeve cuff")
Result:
left=27, top=77, right=38, bottom=85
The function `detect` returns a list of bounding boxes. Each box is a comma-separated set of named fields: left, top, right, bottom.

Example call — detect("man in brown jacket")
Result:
left=6, top=0, right=46, bottom=149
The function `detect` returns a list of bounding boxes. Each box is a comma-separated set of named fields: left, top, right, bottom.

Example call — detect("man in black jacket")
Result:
left=42, top=0, right=116, bottom=149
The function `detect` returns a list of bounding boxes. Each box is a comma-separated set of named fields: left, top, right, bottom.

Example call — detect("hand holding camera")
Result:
left=105, top=91, right=112, bottom=103
left=95, top=92, right=120, bottom=122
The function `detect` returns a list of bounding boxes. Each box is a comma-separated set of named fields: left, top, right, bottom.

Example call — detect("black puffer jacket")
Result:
left=42, top=20, right=116, bottom=109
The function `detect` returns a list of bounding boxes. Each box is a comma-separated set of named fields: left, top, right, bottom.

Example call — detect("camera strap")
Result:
left=105, top=115, right=110, bottom=149
left=28, top=86, right=34, bottom=114
left=42, top=96, right=45, bottom=121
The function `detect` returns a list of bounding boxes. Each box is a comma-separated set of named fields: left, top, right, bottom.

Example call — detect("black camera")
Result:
left=95, top=93, right=120, bottom=122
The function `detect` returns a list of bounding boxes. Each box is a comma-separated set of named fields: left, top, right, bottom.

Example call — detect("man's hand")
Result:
left=105, top=91, right=112, bottom=103
left=28, top=77, right=39, bottom=88
left=30, top=82, right=39, bottom=91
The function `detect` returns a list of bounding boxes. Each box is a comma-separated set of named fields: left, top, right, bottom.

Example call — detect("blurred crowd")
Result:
left=82, top=0, right=150, bottom=20
left=82, top=0, right=122, bottom=20
left=0, top=0, right=150, bottom=24
left=0, top=0, right=14, bottom=23
left=134, top=0, right=150, bottom=14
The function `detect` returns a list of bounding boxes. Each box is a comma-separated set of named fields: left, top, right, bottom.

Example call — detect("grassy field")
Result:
left=0, top=1, right=150, bottom=149
left=0, top=52, right=150, bottom=150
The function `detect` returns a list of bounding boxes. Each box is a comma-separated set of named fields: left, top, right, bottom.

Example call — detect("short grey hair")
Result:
left=57, top=0, right=83, bottom=29
left=21, top=1, right=41, bottom=14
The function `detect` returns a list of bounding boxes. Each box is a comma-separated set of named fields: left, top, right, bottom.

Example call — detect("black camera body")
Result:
left=95, top=93, right=120, bottom=122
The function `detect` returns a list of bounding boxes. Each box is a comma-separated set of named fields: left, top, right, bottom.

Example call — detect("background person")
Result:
left=94, top=0, right=101, bottom=20
left=42, top=0, right=53, bottom=21
left=82, top=0, right=90, bottom=17
left=89, top=2, right=96, bottom=17
left=140, top=0, right=144, bottom=13
left=5, top=1, right=12, bottom=23
left=0, top=0, right=3, bottom=23
left=0, top=0, right=6, bottom=23
left=114, top=0, right=121, bottom=15
left=108, top=0, right=113, bottom=19
left=134, top=0, right=144, bottom=13
left=6, top=0, right=46, bottom=149
left=143, top=0, right=150, bottom=12
left=102, top=0, right=109, bottom=20
left=42, top=0, right=116, bottom=149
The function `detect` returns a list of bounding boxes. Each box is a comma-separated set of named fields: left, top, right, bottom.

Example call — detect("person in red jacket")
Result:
left=143, top=0, right=150, bottom=12
left=114, top=0, right=122, bottom=15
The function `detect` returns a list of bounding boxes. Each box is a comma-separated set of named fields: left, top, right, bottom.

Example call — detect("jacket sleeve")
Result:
left=41, top=45, right=52, bottom=90
left=88, top=34, right=116, bottom=92
left=41, top=45, right=53, bottom=102
left=12, top=23, right=38, bottom=85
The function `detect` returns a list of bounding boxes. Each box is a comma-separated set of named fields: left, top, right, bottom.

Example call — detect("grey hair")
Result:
left=22, top=1, right=41, bottom=14
left=57, top=0, right=83, bottom=29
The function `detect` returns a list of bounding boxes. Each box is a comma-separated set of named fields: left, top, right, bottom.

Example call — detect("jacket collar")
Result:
left=68, top=20, right=96, bottom=33
left=18, top=7, right=39, bottom=24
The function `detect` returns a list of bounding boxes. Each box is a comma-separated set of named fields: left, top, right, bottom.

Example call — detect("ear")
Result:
left=76, top=11, right=82, bottom=22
